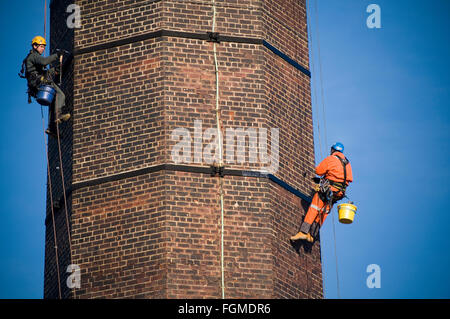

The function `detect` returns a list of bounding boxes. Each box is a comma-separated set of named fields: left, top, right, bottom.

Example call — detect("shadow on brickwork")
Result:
left=44, top=0, right=75, bottom=299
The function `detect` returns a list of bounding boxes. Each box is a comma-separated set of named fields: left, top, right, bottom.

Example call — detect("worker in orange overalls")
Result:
left=291, top=142, right=353, bottom=243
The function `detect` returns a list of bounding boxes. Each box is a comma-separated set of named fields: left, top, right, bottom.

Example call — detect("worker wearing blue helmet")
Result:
left=331, top=142, right=344, bottom=152
left=291, top=142, right=353, bottom=243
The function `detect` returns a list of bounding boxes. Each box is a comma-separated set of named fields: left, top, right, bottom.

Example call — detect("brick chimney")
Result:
left=44, top=0, right=322, bottom=299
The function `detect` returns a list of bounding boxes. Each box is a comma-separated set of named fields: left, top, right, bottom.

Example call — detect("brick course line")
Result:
left=69, top=163, right=312, bottom=201
left=48, top=165, right=313, bottom=226
left=73, top=29, right=311, bottom=77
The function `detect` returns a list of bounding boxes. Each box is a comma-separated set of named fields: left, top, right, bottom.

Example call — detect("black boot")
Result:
left=45, top=123, right=57, bottom=138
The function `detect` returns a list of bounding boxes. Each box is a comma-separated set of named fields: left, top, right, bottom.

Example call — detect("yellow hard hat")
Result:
left=31, top=36, right=46, bottom=46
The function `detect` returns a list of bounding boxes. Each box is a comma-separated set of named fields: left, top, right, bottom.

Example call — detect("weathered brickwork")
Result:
left=269, top=183, right=322, bottom=298
left=264, top=48, right=315, bottom=195
left=71, top=172, right=167, bottom=298
left=74, top=0, right=163, bottom=48
left=262, top=0, right=309, bottom=66
left=44, top=0, right=322, bottom=299
left=72, top=38, right=165, bottom=182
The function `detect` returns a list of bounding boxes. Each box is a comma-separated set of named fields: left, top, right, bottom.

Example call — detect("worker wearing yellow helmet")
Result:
left=19, top=35, right=70, bottom=136
left=32, top=35, right=47, bottom=46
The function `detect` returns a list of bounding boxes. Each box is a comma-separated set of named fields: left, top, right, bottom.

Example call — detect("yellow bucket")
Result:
left=337, top=203, right=357, bottom=224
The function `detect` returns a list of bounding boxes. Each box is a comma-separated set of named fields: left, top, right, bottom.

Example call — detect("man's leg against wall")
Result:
left=46, top=83, right=68, bottom=136
left=300, top=192, right=326, bottom=234
left=291, top=192, right=325, bottom=241
left=51, top=83, right=66, bottom=120
left=47, top=100, right=57, bottom=135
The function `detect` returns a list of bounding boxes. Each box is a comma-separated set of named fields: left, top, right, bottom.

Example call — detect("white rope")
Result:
left=211, top=0, right=225, bottom=299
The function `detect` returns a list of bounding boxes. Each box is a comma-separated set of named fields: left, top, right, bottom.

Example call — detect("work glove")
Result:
left=312, top=177, right=321, bottom=183
left=54, top=49, right=70, bottom=58
left=55, top=49, right=63, bottom=58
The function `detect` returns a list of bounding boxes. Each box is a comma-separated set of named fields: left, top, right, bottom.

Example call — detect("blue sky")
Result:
left=0, top=0, right=449, bottom=299
left=311, top=0, right=450, bottom=298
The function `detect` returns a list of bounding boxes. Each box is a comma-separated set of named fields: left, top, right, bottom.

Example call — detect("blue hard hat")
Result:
left=331, top=142, right=344, bottom=153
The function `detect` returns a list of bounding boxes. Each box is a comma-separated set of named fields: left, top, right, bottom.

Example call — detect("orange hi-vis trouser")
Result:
left=300, top=188, right=344, bottom=234
left=304, top=192, right=331, bottom=226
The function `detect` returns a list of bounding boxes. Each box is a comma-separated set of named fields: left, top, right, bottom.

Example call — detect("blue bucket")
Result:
left=36, top=85, right=56, bottom=106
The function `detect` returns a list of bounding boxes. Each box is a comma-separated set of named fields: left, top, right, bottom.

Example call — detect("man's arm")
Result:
left=31, top=53, right=59, bottom=67
left=315, top=156, right=330, bottom=176
left=345, top=162, right=353, bottom=184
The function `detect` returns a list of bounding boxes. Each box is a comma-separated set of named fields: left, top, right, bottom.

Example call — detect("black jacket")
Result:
left=25, top=49, right=58, bottom=88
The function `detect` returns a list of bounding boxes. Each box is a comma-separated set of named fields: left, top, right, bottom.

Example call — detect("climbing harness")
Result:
left=318, top=178, right=332, bottom=206
left=331, top=155, right=349, bottom=193
left=18, top=52, right=40, bottom=104
left=316, top=173, right=346, bottom=216
left=18, top=50, right=59, bottom=105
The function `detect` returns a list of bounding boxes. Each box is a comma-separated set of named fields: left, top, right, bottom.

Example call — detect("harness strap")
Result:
left=18, top=52, right=33, bottom=79
left=19, top=52, right=38, bottom=103
left=329, top=180, right=347, bottom=192
left=333, top=154, right=349, bottom=192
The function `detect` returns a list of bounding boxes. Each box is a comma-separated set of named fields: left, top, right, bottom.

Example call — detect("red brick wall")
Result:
left=72, top=38, right=165, bottom=182
left=264, top=48, right=315, bottom=195
left=74, top=0, right=163, bottom=48
left=44, top=0, right=323, bottom=299
left=263, top=0, right=309, bottom=66
left=72, top=172, right=167, bottom=298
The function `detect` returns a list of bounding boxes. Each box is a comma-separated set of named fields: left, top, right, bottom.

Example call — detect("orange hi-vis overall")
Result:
left=301, top=151, right=353, bottom=233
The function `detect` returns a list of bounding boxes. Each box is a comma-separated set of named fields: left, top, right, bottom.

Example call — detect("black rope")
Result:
left=41, top=106, right=62, bottom=299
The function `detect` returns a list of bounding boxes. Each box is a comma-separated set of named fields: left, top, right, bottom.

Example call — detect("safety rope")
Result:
left=55, top=121, right=76, bottom=298
left=330, top=199, right=341, bottom=298
left=307, top=0, right=341, bottom=299
left=211, top=0, right=225, bottom=299
left=40, top=0, right=64, bottom=299
left=44, top=0, right=47, bottom=41
left=41, top=106, right=62, bottom=299
left=55, top=48, right=76, bottom=297
left=42, top=0, right=76, bottom=298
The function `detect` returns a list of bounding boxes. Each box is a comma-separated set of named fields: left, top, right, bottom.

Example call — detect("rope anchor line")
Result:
left=41, top=106, right=62, bottom=299
left=42, top=0, right=75, bottom=297
left=42, top=110, right=75, bottom=299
